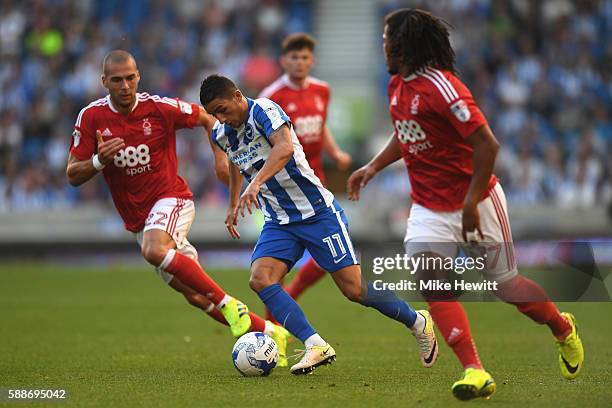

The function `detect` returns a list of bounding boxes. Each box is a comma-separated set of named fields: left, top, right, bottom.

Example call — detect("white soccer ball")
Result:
left=232, top=332, right=279, bottom=376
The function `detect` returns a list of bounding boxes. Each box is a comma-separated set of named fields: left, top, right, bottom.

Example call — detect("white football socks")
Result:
left=410, top=312, right=426, bottom=333
left=216, top=294, right=231, bottom=309
left=263, top=321, right=275, bottom=336
left=304, top=333, right=326, bottom=348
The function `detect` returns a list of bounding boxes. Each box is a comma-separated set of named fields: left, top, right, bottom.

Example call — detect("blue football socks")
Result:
left=257, top=283, right=317, bottom=342
left=362, top=282, right=417, bottom=328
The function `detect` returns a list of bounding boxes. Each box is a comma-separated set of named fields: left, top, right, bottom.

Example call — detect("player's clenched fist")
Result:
left=96, top=130, right=125, bottom=164
left=347, top=164, right=377, bottom=201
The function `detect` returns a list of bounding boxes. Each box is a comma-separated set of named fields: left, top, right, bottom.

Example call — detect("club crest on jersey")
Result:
left=450, top=99, right=471, bottom=122
left=286, top=102, right=297, bottom=112
left=72, top=129, right=81, bottom=147
left=142, top=118, right=152, bottom=136
left=411, top=94, right=420, bottom=115
left=178, top=100, right=192, bottom=115
left=243, top=124, right=255, bottom=144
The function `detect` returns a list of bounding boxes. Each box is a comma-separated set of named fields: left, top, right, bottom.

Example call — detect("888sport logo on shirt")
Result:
left=394, top=119, right=434, bottom=155
left=113, top=143, right=153, bottom=176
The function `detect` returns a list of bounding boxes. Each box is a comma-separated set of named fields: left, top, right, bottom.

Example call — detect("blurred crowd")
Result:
left=0, top=0, right=310, bottom=212
left=378, top=0, right=612, bottom=210
left=0, top=0, right=610, bottom=214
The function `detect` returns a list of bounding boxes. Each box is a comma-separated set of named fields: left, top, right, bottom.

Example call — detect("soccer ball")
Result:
left=232, top=332, right=279, bottom=376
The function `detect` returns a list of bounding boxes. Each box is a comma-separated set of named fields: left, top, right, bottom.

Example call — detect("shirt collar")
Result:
left=282, top=73, right=310, bottom=90
left=106, top=94, right=139, bottom=114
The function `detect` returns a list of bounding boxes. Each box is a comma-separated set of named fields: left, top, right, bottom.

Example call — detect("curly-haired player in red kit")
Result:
left=348, top=9, right=584, bottom=401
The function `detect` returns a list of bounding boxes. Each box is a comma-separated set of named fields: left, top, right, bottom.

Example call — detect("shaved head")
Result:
left=102, top=50, right=137, bottom=74
left=101, top=49, right=140, bottom=114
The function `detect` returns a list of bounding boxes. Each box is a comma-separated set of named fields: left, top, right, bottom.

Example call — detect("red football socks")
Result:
left=162, top=250, right=226, bottom=305
left=206, top=307, right=227, bottom=325
left=429, top=301, right=483, bottom=369
left=286, top=258, right=326, bottom=300
left=498, top=276, right=571, bottom=338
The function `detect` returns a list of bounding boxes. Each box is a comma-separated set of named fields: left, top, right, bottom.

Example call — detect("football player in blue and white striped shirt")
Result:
left=200, top=74, right=438, bottom=374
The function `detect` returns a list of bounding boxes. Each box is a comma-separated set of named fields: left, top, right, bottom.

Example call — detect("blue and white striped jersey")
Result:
left=213, top=97, right=335, bottom=224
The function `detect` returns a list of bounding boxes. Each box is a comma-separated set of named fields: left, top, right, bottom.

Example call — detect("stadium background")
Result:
left=0, top=0, right=610, bottom=250
left=1, top=1, right=611, bottom=407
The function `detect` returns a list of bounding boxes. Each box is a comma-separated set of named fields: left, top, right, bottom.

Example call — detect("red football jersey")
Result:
left=259, top=74, right=330, bottom=183
left=388, top=68, right=497, bottom=211
left=69, top=93, right=199, bottom=232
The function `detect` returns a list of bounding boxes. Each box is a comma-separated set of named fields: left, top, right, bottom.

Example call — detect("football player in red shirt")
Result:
left=259, top=33, right=351, bottom=314
left=66, top=50, right=289, bottom=366
left=348, top=9, right=584, bottom=400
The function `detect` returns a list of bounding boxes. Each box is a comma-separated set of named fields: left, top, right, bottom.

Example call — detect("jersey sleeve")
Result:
left=156, top=96, right=200, bottom=130
left=211, top=121, right=225, bottom=150
left=426, top=71, right=487, bottom=139
left=387, top=75, right=401, bottom=138
left=69, top=107, right=97, bottom=161
left=253, top=98, right=291, bottom=139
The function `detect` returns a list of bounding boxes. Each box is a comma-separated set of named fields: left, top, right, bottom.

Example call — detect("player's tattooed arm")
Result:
left=322, top=125, right=351, bottom=170
left=347, top=133, right=401, bottom=200
left=197, top=106, right=229, bottom=185
left=462, top=124, right=500, bottom=241
left=225, top=161, right=243, bottom=239
left=66, top=130, right=125, bottom=186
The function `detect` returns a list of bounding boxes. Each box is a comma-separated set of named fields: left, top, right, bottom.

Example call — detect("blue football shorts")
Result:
left=251, top=201, right=359, bottom=272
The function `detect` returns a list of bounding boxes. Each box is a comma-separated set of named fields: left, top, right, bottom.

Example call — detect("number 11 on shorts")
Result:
left=323, top=233, right=346, bottom=258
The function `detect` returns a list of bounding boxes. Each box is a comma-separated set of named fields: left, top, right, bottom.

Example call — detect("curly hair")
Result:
left=385, top=8, right=456, bottom=74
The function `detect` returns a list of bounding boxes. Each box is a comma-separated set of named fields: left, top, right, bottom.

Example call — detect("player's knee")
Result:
left=418, top=267, right=457, bottom=301
left=141, top=244, right=168, bottom=267
left=249, top=271, right=273, bottom=293
left=494, top=275, right=523, bottom=303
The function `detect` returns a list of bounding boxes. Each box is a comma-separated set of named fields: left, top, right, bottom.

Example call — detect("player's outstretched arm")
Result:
left=66, top=131, right=125, bottom=186
left=237, top=124, right=294, bottom=217
left=347, top=133, right=402, bottom=201
left=462, top=124, right=500, bottom=241
left=322, top=125, right=351, bottom=170
left=197, top=106, right=229, bottom=185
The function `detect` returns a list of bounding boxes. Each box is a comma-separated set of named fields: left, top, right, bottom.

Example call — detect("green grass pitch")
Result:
left=1, top=262, right=611, bottom=407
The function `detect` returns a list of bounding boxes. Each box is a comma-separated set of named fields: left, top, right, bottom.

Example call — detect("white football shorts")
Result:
left=135, top=197, right=198, bottom=284
left=404, top=183, right=518, bottom=283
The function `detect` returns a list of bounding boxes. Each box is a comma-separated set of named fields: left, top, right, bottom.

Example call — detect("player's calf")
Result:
left=331, top=265, right=364, bottom=303
left=332, top=266, right=438, bottom=367
left=183, top=292, right=213, bottom=311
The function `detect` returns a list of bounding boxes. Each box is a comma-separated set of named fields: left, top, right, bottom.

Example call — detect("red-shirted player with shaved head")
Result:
left=259, top=33, right=351, bottom=315
left=348, top=9, right=584, bottom=401
left=66, top=50, right=289, bottom=366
